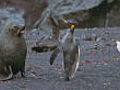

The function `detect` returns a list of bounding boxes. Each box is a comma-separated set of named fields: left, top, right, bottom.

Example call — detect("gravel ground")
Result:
left=0, top=27, right=120, bottom=90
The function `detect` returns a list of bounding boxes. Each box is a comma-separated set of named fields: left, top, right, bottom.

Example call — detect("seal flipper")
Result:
left=50, top=47, right=60, bottom=65
left=0, top=66, right=14, bottom=81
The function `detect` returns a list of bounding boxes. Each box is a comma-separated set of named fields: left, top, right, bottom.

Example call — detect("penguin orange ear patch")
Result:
left=70, top=25, right=75, bottom=30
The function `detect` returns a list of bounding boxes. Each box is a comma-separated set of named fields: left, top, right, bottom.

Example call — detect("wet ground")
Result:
left=0, top=27, right=120, bottom=90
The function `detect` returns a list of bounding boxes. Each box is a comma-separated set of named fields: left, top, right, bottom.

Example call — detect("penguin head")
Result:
left=62, top=19, right=76, bottom=42
left=69, top=24, right=75, bottom=34
left=4, top=21, right=25, bottom=37
left=65, top=25, right=75, bottom=43
left=62, top=19, right=75, bottom=34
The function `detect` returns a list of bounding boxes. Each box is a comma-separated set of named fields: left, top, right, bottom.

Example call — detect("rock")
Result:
left=2, top=0, right=120, bottom=30
left=32, top=37, right=58, bottom=53
left=34, top=0, right=120, bottom=30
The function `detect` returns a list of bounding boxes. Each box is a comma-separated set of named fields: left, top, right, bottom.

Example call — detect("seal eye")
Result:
left=11, top=29, right=17, bottom=33
left=9, top=26, right=18, bottom=34
left=13, top=25, right=18, bottom=30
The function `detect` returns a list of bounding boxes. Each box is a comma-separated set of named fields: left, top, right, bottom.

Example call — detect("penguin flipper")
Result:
left=50, top=48, right=60, bottom=65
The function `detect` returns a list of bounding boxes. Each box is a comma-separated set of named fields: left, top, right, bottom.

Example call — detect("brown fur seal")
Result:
left=0, top=21, right=27, bottom=81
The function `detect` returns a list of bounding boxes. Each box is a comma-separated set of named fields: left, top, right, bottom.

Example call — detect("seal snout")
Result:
left=19, top=25, right=25, bottom=34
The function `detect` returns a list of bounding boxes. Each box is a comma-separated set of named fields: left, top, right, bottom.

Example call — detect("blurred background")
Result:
left=0, top=0, right=120, bottom=31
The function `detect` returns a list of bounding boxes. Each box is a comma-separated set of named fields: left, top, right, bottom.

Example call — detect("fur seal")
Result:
left=0, top=21, right=27, bottom=81
left=50, top=24, right=80, bottom=81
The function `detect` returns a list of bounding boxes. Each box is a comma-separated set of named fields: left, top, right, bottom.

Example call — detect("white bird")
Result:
left=116, top=40, right=120, bottom=53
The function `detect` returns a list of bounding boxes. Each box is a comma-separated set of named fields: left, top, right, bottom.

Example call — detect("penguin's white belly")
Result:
left=62, top=44, right=80, bottom=79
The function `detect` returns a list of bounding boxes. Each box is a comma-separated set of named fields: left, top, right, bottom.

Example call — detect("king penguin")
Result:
left=50, top=22, right=80, bottom=81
